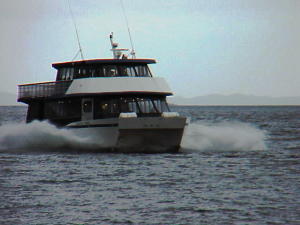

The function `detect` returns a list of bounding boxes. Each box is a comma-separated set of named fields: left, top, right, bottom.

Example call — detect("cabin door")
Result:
left=81, top=98, right=94, bottom=121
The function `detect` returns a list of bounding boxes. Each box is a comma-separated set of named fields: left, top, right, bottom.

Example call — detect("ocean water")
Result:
left=0, top=105, right=299, bottom=225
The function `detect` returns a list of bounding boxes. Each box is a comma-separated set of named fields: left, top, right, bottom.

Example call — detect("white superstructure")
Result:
left=66, top=77, right=172, bottom=96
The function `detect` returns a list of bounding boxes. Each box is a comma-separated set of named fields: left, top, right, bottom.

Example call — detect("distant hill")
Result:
left=0, top=92, right=20, bottom=106
left=168, top=94, right=300, bottom=105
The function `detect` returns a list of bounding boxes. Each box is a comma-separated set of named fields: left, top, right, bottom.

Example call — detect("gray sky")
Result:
left=1, top=0, right=300, bottom=97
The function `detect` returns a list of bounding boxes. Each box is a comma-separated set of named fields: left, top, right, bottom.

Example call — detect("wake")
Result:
left=182, top=121, right=267, bottom=152
left=0, top=120, right=267, bottom=153
left=0, top=121, right=102, bottom=152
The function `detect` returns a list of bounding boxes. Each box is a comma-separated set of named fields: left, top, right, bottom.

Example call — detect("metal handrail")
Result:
left=18, top=80, right=72, bottom=100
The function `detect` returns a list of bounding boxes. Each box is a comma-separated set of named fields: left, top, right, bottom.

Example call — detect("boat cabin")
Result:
left=18, top=59, right=172, bottom=126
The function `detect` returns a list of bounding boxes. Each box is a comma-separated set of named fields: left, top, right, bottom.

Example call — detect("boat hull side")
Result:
left=116, top=116, right=186, bottom=153
left=67, top=116, right=186, bottom=153
left=116, top=128, right=184, bottom=153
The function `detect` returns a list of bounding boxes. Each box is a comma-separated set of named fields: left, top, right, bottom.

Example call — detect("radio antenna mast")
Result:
left=67, top=0, right=84, bottom=60
left=120, top=0, right=136, bottom=58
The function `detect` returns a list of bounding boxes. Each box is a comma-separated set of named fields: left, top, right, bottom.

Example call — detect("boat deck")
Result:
left=18, top=81, right=72, bottom=101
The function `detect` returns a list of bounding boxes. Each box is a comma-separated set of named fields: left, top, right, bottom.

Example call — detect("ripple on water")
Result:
left=1, top=106, right=300, bottom=224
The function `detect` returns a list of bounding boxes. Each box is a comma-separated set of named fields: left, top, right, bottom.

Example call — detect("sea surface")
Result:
left=0, top=105, right=299, bottom=225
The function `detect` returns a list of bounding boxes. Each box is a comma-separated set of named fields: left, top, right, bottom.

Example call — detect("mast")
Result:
left=67, top=0, right=84, bottom=60
left=120, top=0, right=136, bottom=59
left=109, top=32, right=129, bottom=59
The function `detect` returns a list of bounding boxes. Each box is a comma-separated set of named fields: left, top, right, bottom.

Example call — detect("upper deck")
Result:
left=17, top=58, right=173, bottom=102
left=18, top=34, right=168, bottom=102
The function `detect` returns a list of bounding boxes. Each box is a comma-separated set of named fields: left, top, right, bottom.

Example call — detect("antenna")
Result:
left=120, top=0, right=136, bottom=58
left=67, top=0, right=84, bottom=60
left=110, top=32, right=129, bottom=59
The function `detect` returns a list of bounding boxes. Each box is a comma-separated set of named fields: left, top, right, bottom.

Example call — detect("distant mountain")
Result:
left=168, top=94, right=300, bottom=105
left=0, top=92, right=20, bottom=106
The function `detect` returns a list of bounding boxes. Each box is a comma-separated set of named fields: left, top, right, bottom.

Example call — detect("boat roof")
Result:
left=52, top=58, right=156, bottom=69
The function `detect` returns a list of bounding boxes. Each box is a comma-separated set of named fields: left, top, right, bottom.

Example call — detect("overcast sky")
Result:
left=1, top=0, right=300, bottom=97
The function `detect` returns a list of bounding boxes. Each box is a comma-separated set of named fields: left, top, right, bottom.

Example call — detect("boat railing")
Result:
left=18, top=80, right=72, bottom=100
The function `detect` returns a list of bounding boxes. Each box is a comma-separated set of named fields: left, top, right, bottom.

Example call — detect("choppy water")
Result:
left=0, top=105, right=299, bottom=224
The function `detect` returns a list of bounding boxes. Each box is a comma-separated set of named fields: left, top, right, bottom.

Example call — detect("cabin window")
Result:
left=61, top=68, right=66, bottom=80
left=103, top=65, right=118, bottom=77
left=57, top=68, right=74, bottom=81
left=79, top=68, right=88, bottom=78
left=94, top=99, right=119, bottom=118
left=65, top=68, right=74, bottom=80
left=126, top=67, right=136, bottom=77
left=117, top=65, right=152, bottom=77
left=136, top=65, right=149, bottom=77
left=44, top=99, right=81, bottom=119
left=128, top=99, right=137, bottom=112
left=153, top=99, right=170, bottom=112
left=136, top=99, right=156, bottom=113
left=69, top=64, right=152, bottom=79
left=93, top=96, right=169, bottom=119
left=74, top=68, right=79, bottom=78
left=95, top=67, right=104, bottom=77
left=133, top=97, right=169, bottom=114
left=91, top=68, right=95, bottom=77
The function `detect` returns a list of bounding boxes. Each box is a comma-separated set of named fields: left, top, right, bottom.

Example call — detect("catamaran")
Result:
left=18, top=34, right=186, bottom=153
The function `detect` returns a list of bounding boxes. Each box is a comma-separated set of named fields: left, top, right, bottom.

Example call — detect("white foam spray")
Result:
left=0, top=120, right=267, bottom=153
left=0, top=121, right=103, bottom=152
left=182, top=121, right=267, bottom=152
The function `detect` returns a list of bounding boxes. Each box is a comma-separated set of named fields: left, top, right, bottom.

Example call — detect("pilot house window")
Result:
left=57, top=64, right=153, bottom=80
left=57, top=68, right=74, bottom=81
